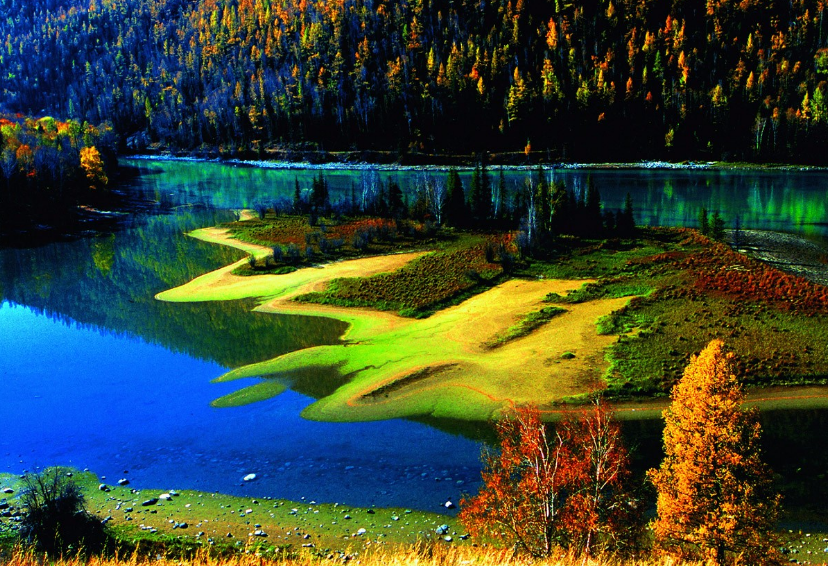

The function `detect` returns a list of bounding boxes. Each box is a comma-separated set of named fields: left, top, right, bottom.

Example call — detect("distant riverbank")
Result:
left=122, top=152, right=827, bottom=172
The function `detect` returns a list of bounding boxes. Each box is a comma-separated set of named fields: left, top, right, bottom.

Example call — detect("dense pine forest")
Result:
left=2, top=0, right=828, bottom=162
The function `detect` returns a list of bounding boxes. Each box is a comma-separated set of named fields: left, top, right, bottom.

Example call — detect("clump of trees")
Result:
left=0, top=114, right=117, bottom=236
left=463, top=340, right=781, bottom=564
left=460, top=401, right=642, bottom=557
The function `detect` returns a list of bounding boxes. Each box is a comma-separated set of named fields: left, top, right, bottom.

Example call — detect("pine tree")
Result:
left=698, top=207, right=709, bottom=235
left=444, top=168, right=467, bottom=227
left=648, top=340, right=781, bottom=565
left=710, top=211, right=726, bottom=241
left=584, top=176, right=603, bottom=237
left=293, top=177, right=303, bottom=213
left=469, top=163, right=491, bottom=226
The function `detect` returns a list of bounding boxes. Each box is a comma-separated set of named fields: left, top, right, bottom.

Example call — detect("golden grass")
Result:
left=0, top=545, right=706, bottom=566
left=156, top=222, right=637, bottom=421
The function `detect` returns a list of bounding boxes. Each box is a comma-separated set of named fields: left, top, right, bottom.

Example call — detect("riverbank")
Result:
left=0, top=469, right=463, bottom=557
left=122, top=153, right=827, bottom=172
left=3, top=468, right=828, bottom=563
left=731, top=229, right=828, bottom=287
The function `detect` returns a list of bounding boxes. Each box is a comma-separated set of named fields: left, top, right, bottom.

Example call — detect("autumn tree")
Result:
left=79, top=146, right=108, bottom=190
left=460, top=401, right=639, bottom=557
left=648, top=340, right=781, bottom=565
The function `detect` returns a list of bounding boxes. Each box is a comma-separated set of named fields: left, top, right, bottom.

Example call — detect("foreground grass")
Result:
left=0, top=471, right=461, bottom=559
left=0, top=546, right=714, bottom=566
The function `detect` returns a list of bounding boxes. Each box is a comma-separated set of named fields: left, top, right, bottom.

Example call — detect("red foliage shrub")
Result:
left=681, top=242, right=828, bottom=314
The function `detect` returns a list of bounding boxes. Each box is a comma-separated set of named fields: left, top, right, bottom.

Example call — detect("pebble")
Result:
left=1, top=488, right=12, bottom=494
left=98, top=484, right=110, bottom=492
left=118, top=479, right=129, bottom=486
left=159, top=493, right=172, bottom=501
left=436, top=524, right=449, bottom=535
left=444, top=501, right=455, bottom=509
left=141, top=498, right=158, bottom=507
left=443, top=535, right=453, bottom=542
left=357, top=528, right=367, bottom=535
left=243, top=474, right=257, bottom=482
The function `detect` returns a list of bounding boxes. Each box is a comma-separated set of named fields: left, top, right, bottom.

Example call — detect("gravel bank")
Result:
left=730, top=229, right=828, bottom=287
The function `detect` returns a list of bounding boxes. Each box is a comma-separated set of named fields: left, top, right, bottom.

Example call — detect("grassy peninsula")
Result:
left=156, top=210, right=828, bottom=422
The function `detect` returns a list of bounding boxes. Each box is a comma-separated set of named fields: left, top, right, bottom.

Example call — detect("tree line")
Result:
left=0, top=113, right=117, bottom=237
left=3, top=0, right=828, bottom=162
left=461, top=339, right=782, bottom=564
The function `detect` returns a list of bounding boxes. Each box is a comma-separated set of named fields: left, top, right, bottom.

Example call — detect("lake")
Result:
left=1, top=158, right=827, bottom=519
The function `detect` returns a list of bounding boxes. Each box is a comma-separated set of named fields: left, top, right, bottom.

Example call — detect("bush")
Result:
left=18, top=469, right=109, bottom=555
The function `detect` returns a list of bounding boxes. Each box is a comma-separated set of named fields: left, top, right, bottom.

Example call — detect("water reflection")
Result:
left=123, top=160, right=828, bottom=240
left=0, top=208, right=347, bottom=368
left=2, top=159, right=828, bottom=514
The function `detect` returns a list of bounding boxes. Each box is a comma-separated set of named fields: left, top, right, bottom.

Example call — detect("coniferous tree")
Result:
left=444, top=168, right=467, bottom=227
left=584, top=177, right=603, bottom=237
left=698, top=207, right=710, bottom=236
left=648, top=340, right=781, bottom=565
left=710, top=211, right=726, bottom=241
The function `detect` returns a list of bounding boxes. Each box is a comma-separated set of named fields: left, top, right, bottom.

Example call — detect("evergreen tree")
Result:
left=710, top=211, right=726, bottom=241
left=584, top=176, right=603, bottom=237
left=387, top=180, right=405, bottom=219
left=444, top=168, right=467, bottom=227
left=698, top=207, right=709, bottom=236
left=616, top=193, right=635, bottom=236
left=648, top=340, right=781, bottom=565
left=293, top=177, right=303, bottom=213
left=312, top=174, right=330, bottom=213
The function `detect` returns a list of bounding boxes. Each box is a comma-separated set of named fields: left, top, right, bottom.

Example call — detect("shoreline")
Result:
left=730, top=229, right=828, bottom=286
left=121, top=153, right=828, bottom=173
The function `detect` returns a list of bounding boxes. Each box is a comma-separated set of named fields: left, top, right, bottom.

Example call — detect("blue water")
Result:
left=3, top=158, right=828, bottom=515
left=0, top=302, right=482, bottom=511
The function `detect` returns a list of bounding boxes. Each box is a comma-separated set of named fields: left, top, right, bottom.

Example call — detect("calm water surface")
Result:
left=1, top=159, right=827, bottom=516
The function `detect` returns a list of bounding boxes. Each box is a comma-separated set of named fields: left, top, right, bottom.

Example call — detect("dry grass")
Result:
left=0, top=545, right=705, bottom=566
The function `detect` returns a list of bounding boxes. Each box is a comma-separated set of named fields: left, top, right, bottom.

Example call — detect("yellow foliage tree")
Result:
left=648, top=340, right=781, bottom=565
left=79, top=146, right=108, bottom=189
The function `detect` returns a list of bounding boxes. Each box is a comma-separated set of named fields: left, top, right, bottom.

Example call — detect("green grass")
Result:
left=294, top=235, right=506, bottom=317
left=0, top=468, right=464, bottom=557
left=484, top=306, right=567, bottom=349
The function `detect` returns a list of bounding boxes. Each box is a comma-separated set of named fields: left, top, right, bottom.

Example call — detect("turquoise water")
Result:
left=1, top=158, right=827, bottom=514
left=124, top=159, right=828, bottom=239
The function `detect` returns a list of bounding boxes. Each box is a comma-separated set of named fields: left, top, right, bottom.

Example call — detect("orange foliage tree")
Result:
left=648, top=340, right=781, bottom=565
left=79, top=146, right=108, bottom=190
left=459, top=401, right=639, bottom=557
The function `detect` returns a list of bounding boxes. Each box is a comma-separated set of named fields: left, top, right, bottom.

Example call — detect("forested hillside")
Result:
left=3, top=0, right=828, bottom=162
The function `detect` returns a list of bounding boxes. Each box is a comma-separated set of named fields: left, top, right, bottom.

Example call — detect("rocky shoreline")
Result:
left=730, top=229, right=828, bottom=287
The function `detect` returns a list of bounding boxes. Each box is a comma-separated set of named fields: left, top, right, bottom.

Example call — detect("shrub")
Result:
left=253, top=203, right=268, bottom=219
left=18, top=469, right=109, bottom=555
left=272, top=245, right=283, bottom=263
left=285, top=243, right=300, bottom=262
